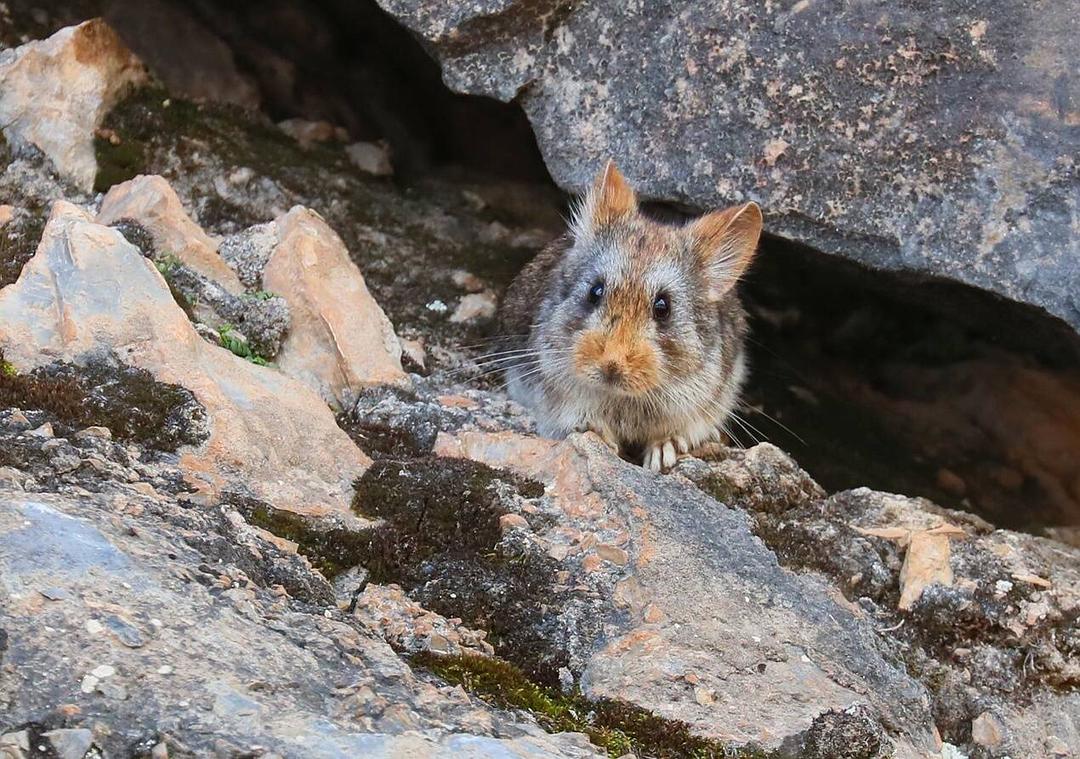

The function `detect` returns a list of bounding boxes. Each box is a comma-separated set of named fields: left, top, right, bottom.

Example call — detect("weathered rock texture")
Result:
left=97, top=174, right=244, bottom=293
left=0, top=201, right=369, bottom=517
left=0, top=19, right=146, bottom=191
left=379, top=0, right=1080, bottom=333
left=264, top=206, right=410, bottom=408
left=0, top=412, right=600, bottom=758
left=435, top=430, right=937, bottom=755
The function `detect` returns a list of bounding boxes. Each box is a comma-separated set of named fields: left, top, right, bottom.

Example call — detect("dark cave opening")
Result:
left=7, top=0, right=1080, bottom=541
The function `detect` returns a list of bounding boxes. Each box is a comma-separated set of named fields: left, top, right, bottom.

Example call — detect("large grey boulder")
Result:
left=378, top=0, right=1080, bottom=332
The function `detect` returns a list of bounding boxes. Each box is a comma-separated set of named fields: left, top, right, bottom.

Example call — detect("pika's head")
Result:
left=540, top=160, right=762, bottom=398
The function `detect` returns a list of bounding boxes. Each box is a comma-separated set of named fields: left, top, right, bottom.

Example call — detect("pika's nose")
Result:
left=600, top=361, right=623, bottom=385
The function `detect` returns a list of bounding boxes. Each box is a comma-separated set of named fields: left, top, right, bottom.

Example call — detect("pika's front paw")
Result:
left=642, top=437, right=688, bottom=472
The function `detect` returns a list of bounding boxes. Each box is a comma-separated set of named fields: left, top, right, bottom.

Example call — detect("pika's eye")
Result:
left=653, top=293, right=671, bottom=321
left=587, top=280, right=605, bottom=306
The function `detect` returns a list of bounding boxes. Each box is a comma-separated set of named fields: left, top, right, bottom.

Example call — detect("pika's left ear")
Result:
left=688, top=202, right=762, bottom=301
left=573, top=159, right=637, bottom=240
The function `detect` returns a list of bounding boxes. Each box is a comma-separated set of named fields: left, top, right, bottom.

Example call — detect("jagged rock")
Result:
left=0, top=19, right=146, bottom=191
left=352, top=583, right=495, bottom=657
left=263, top=206, right=410, bottom=408
left=279, top=118, right=349, bottom=148
left=378, top=0, right=1080, bottom=334
left=434, top=429, right=936, bottom=755
left=97, top=174, right=244, bottom=293
left=0, top=200, right=368, bottom=518
left=0, top=486, right=601, bottom=758
left=346, top=140, right=394, bottom=176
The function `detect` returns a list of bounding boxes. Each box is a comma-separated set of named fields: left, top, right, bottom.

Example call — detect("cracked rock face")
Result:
left=0, top=414, right=600, bottom=758
left=435, top=430, right=936, bottom=754
left=0, top=201, right=370, bottom=517
left=378, top=0, right=1080, bottom=333
left=0, top=19, right=146, bottom=191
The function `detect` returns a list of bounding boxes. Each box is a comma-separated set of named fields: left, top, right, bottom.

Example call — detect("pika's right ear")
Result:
left=573, top=159, right=637, bottom=239
left=689, top=202, right=763, bottom=301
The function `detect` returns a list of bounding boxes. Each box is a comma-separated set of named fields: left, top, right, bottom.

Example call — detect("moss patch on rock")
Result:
left=413, top=652, right=777, bottom=759
left=0, top=353, right=208, bottom=450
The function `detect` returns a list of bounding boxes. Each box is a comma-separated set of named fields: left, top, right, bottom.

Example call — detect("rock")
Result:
left=352, top=583, right=495, bottom=657
left=97, top=174, right=244, bottom=294
left=345, top=140, right=393, bottom=176
left=898, top=528, right=956, bottom=610
left=400, top=337, right=427, bottom=371
left=434, top=430, right=936, bottom=754
left=263, top=206, right=409, bottom=407
left=450, top=291, right=498, bottom=324
left=0, top=201, right=369, bottom=517
left=0, top=490, right=601, bottom=759
left=0, top=19, right=147, bottom=191
left=74, top=426, right=112, bottom=441
left=279, top=119, right=349, bottom=148
left=0, top=206, right=13, bottom=228
left=970, top=711, right=1005, bottom=748
left=43, top=728, right=93, bottom=759
left=378, top=1, right=1080, bottom=333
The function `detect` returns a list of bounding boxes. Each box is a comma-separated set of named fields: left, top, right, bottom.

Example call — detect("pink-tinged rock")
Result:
left=97, top=174, right=243, bottom=294
left=0, top=201, right=369, bottom=518
left=0, top=19, right=147, bottom=191
left=435, top=429, right=936, bottom=754
left=263, top=206, right=409, bottom=408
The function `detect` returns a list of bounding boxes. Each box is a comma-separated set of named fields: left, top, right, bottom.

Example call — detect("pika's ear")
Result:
left=689, top=202, right=762, bottom=301
left=575, top=159, right=637, bottom=237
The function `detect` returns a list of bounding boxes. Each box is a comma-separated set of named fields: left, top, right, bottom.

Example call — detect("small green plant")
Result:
left=1, top=358, right=16, bottom=378
left=217, top=323, right=270, bottom=366
left=247, top=290, right=277, bottom=301
left=154, top=253, right=182, bottom=277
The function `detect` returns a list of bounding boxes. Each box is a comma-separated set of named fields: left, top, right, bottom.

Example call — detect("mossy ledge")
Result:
left=412, top=652, right=778, bottom=759
left=0, top=351, right=209, bottom=451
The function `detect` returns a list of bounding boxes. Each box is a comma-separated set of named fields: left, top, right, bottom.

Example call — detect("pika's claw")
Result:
left=643, top=438, right=682, bottom=472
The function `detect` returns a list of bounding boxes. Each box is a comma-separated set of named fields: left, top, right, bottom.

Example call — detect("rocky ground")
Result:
left=1, top=18, right=1078, bottom=759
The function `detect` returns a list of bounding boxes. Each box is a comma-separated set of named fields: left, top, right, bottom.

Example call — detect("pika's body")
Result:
left=498, top=161, right=762, bottom=471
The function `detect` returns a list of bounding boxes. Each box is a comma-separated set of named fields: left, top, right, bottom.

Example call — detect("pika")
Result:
left=497, top=160, right=762, bottom=471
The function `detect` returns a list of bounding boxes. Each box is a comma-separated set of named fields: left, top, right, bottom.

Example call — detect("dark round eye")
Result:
left=587, top=280, right=605, bottom=305
left=653, top=293, right=671, bottom=321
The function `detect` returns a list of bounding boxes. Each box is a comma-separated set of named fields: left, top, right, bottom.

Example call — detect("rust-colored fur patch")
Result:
left=573, top=284, right=660, bottom=394
left=590, top=161, right=637, bottom=227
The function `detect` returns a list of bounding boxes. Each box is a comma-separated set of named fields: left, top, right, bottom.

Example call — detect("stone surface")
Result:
left=0, top=19, right=146, bottom=191
left=0, top=201, right=369, bottom=517
left=345, top=140, right=393, bottom=176
left=378, top=0, right=1080, bottom=333
left=435, top=429, right=936, bottom=754
left=263, top=206, right=410, bottom=408
left=97, top=174, right=244, bottom=294
left=0, top=484, right=600, bottom=758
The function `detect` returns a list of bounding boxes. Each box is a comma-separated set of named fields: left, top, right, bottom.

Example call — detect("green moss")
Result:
left=413, top=652, right=776, bottom=759
left=239, top=500, right=374, bottom=579
left=0, top=352, right=208, bottom=450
